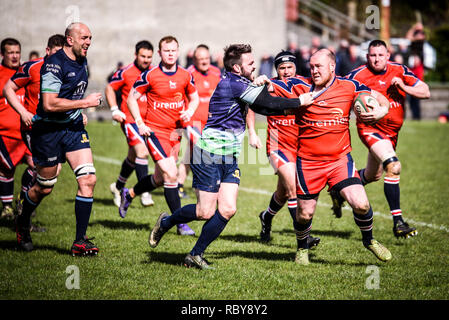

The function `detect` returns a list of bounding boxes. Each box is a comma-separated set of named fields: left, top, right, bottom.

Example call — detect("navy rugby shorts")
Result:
left=190, top=145, right=240, bottom=193
left=31, top=120, right=91, bottom=167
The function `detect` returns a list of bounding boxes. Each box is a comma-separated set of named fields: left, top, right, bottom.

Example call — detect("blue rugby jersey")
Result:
left=35, top=49, right=88, bottom=124
left=196, top=71, right=264, bottom=156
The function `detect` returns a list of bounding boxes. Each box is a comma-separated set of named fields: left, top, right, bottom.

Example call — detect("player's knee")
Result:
left=218, top=203, right=237, bottom=220
left=385, top=160, right=401, bottom=177
left=196, top=206, right=215, bottom=220
left=297, top=208, right=314, bottom=223
left=35, top=174, right=57, bottom=196
left=351, top=199, right=370, bottom=215
left=74, top=163, right=96, bottom=188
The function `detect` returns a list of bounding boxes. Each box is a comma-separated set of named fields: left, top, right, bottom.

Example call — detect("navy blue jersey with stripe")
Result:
left=36, top=48, right=88, bottom=124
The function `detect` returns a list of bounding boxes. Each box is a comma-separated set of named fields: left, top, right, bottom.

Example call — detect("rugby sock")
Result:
left=164, top=182, right=181, bottom=214
left=190, top=210, right=228, bottom=256
left=287, top=198, right=297, bottom=222
left=74, top=196, right=93, bottom=242
left=161, top=204, right=197, bottom=230
left=358, top=168, right=368, bottom=186
left=384, top=176, right=403, bottom=225
left=17, top=191, right=40, bottom=228
left=20, top=167, right=35, bottom=200
left=133, top=174, right=158, bottom=196
left=262, top=193, right=284, bottom=224
left=294, top=218, right=312, bottom=249
left=134, top=157, right=148, bottom=181
left=116, top=158, right=135, bottom=190
left=0, top=175, right=14, bottom=208
left=353, top=207, right=374, bottom=245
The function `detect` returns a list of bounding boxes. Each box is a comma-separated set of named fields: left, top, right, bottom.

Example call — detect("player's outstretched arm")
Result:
left=3, top=79, right=34, bottom=127
left=391, top=77, right=430, bottom=99
left=247, top=86, right=314, bottom=116
left=42, top=91, right=102, bottom=112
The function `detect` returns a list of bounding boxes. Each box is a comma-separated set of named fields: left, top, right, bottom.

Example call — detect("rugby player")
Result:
left=148, top=44, right=315, bottom=269
left=331, top=40, right=430, bottom=239
left=119, top=36, right=199, bottom=236
left=105, top=40, right=155, bottom=208
left=253, top=50, right=320, bottom=248
left=0, top=38, right=26, bottom=220
left=177, top=44, right=221, bottom=198
left=15, top=23, right=102, bottom=255
left=3, top=34, right=65, bottom=232
left=276, top=48, right=392, bottom=265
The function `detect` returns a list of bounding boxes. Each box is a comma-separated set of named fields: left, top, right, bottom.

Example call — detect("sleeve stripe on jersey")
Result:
left=41, top=72, right=62, bottom=93
left=339, top=77, right=371, bottom=93
left=345, top=65, right=366, bottom=80
left=11, top=59, right=42, bottom=82
left=133, top=69, right=150, bottom=89
left=240, top=84, right=264, bottom=105
left=272, top=77, right=311, bottom=94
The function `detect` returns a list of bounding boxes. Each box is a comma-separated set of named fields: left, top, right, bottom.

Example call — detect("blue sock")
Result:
left=161, top=204, right=197, bottom=230
left=190, top=211, right=228, bottom=256
left=164, top=182, right=181, bottom=214
left=294, top=218, right=312, bottom=249
left=353, top=207, right=374, bottom=245
left=17, top=191, right=40, bottom=228
left=116, top=158, right=135, bottom=190
left=134, top=157, right=148, bottom=181
left=75, top=196, right=93, bottom=242
left=20, top=167, right=34, bottom=200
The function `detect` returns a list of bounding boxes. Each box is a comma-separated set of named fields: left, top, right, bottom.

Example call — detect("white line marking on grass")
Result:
left=94, top=155, right=449, bottom=234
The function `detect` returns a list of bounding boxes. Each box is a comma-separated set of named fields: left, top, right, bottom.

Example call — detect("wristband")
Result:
left=110, top=105, right=118, bottom=112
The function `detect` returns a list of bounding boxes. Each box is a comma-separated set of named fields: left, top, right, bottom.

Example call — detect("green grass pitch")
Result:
left=1, top=119, right=448, bottom=300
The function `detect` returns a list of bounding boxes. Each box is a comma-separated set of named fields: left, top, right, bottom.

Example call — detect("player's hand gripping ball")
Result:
left=353, top=92, right=379, bottom=117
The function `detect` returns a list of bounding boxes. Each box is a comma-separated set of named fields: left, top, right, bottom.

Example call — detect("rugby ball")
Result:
left=353, top=92, right=379, bottom=116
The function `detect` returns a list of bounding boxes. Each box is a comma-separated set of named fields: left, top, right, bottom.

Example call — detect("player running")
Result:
left=148, top=44, right=315, bottom=270
left=252, top=50, right=319, bottom=248
left=330, top=40, right=430, bottom=239
left=0, top=38, right=27, bottom=220
left=263, top=49, right=392, bottom=265
left=14, top=23, right=102, bottom=255
left=105, top=40, right=155, bottom=208
left=119, top=36, right=198, bottom=236
left=3, top=34, right=65, bottom=232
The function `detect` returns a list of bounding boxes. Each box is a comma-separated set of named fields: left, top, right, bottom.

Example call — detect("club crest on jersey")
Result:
left=378, top=80, right=386, bottom=86
left=169, top=80, right=177, bottom=89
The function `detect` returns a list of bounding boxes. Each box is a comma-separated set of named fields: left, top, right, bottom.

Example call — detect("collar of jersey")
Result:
left=310, top=76, right=336, bottom=99
left=159, top=62, right=178, bottom=76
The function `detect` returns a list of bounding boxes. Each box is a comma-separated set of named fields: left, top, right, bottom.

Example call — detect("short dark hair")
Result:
left=223, top=44, right=252, bottom=71
left=1, top=38, right=21, bottom=55
left=368, top=39, right=387, bottom=50
left=47, top=34, right=65, bottom=49
left=135, top=40, right=154, bottom=54
left=193, top=44, right=210, bottom=58
left=158, top=36, right=178, bottom=50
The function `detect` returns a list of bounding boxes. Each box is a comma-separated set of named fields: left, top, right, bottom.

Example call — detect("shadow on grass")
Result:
left=277, top=228, right=353, bottom=239
left=145, top=251, right=186, bottom=266
left=0, top=240, right=69, bottom=255
left=0, top=218, right=15, bottom=231
left=90, top=219, right=149, bottom=231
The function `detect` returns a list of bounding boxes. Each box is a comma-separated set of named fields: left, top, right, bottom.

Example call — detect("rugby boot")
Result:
left=110, top=182, right=121, bottom=207
left=308, top=235, right=321, bottom=249
left=1, top=205, right=15, bottom=220
left=118, top=188, right=132, bottom=218
left=393, top=220, right=418, bottom=239
left=259, top=211, right=271, bottom=242
left=140, top=192, right=154, bottom=207
left=149, top=212, right=170, bottom=248
left=16, top=221, right=33, bottom=252
left=177, top=223, right=195, bottom=236
left=184, top=253, right=215, bottom=270
left=295, top=248, right=310, bottom=265
left=364, top=239, right=392, bottom=262
left=71, top=237, right=99, bottom=256
left=329, top=188, right=345, bottom=218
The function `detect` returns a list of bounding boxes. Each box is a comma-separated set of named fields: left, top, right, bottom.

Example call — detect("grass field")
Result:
left=1, top=119, right=449, bottom=302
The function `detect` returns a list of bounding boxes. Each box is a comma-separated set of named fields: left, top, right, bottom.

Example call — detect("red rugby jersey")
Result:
left=10, top=57, right=43, bottom=131
left=347, top=62, right=419, bottom=135
left=133, top=64, right=197, bottom=130
left=187, top=64, right=221, bottom=124
left=295, top=77, right=371, bottom=160
left=0, top=64, right=25, bottom=139
left=270, top=76, right=311, bottom=153
left=109, top=62, right=150, bottom=124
